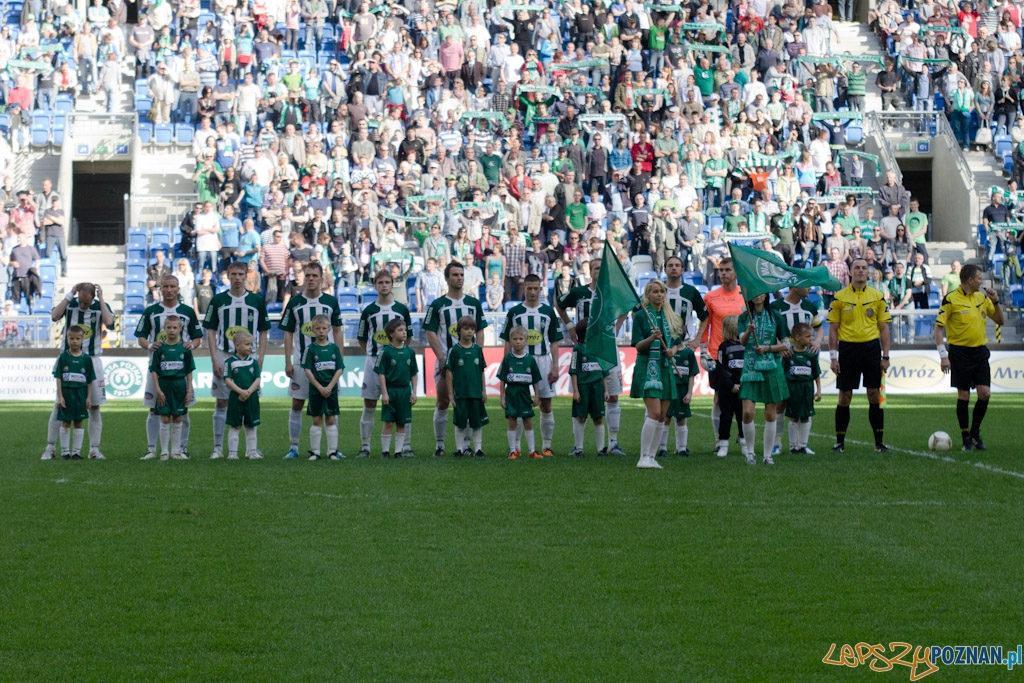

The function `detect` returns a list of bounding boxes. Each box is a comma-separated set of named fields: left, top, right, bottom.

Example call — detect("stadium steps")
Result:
left=834, top=22, right=883, bottom=112
left=9, top=152, right=59, bottom=197
left=58, top=246, right=125, bottom=305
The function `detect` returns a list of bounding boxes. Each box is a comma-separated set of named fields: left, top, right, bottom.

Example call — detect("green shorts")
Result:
left=57, top=386, right=89, bottom=422
left=307, top=389, right=340, bottom=417
left=227, top=392, right=261, bottom=428
left=784, top=381, right=816, bottom=420
left=154, top=377, right=189, bottom=417
left=666, top=378, right=692, bottom=419
left=572, top=381, right=605, bottom=420
left=454, top=397, right=489, bottom=429
left=503, top=384, right=535, bottom=419
left=381, top=385, right=413, bottom=426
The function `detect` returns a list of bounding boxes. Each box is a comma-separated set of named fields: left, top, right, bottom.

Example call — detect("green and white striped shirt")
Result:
left=135, top=302, right=203, bottom=347
left=666, top=283, right=710, bottom=341
left=557, top=285, right=596, bottom=322
left=278, top=292, right=343, bottom=361
left=422, top=293, right=487, bottom=359
left=500, top=302, right=563, bottom=357
left=202, top=291, right=271, bottom=354
left=770, top=297, right=823, bottom=332
left=62, top=299, right=113, bottom=356
left=357, top=300, right=413, bottom=357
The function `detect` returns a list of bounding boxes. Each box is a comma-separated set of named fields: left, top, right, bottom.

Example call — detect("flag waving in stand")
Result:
left=586, top=241, right=642, bottom=371
left=727, top=243, right=843, bottom=298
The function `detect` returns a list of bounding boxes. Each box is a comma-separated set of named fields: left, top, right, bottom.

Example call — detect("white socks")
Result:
left=59, top=425, right=69, bottom=455
left=640, top=416, right=661, bottom=458
left=88, top=408, right=102, bottom=453
left=394, top=431, right=406, bottom=454
left=433, top=408, right=448, bottom=448
left=798, top=420, right=812, bottom=449
left=326, top=423, right=338, bottom=454
left=245, top=426, right=258, bottom=453
left=507, top=429, right=518, bottom=453
left=180, top=413, right=191, bottom=450
left=170, top=422, right=182, bottom=455
left=146, top=412, right=160, bottom=451
left=309, top=425, right=322, bottom=456
left=228, top=427, right=240, bottom=457
left=606, top=401, right=620, bottom=442
left=594, top=422, right=605, bottom=452
left=472, top=428, right=482, bottom=452
left=763, top=420, right=777, bottom=460
left=659, top=422, right=670, bottom=453
left=455, top=427, right=470, bottom=452
left=289, top=409, right=303, bottom=447
left=573, top=419, right=585, bottom=450
left=788, top=421, right=797, bottom=450
left=159, top=422, right=170, bottom=456
left=524, top=429, right=536, bottom=454
left=73, top=427, right=84, bottom=454
left=540, top=411, right=555, bottom=449
left=381, top=432, right=392, bottom=454
left=712, top=401, right=721, bottom=437
left=676, top=424, right=688, bottom=451
left=360, top=407, right=375, bottom=447
left=47, top=407, right=59, bottom=449
left=742, top=421, right=757, bottom=456
left=213, top=405, right=227, bottom=452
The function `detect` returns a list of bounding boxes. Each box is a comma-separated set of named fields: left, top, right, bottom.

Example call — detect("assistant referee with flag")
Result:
left=933, top=263, right=1004, bottom=451
left=827, top=258, right=892, bottom=453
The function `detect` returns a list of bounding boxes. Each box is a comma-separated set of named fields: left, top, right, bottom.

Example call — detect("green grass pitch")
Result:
left=2, top=395, right=1023, bottom=681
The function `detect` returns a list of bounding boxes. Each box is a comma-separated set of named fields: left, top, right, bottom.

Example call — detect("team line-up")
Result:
left=44, top=249, right=1001, bottom=466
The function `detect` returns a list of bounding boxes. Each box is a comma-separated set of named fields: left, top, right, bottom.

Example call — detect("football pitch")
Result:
left=2, top=395, right=1022, bottom=682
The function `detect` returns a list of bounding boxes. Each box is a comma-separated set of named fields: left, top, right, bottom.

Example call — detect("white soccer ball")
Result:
left=928, top=431, right=953, bottom=452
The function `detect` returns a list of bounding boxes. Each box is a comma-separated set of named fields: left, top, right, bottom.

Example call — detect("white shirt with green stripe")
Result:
left=135, top=302, right=203, bottom=348
left=278, top=292, right=343, bottom=361
left=422, top=293, right=488, bottom=359
left=62, top=299, right=113, bottom=356
left=770, top=296, right=823, bottom=332
left=357, top=300, right=413, bottom=357
left=500, top=302, right=563, bottom=358
left=202, top=291, right=271, bottom=354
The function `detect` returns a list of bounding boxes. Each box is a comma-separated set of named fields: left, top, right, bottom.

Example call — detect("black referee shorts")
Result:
left=949, top=344, right=991, bottom=391
left=837, top=339, right=883, bottom=391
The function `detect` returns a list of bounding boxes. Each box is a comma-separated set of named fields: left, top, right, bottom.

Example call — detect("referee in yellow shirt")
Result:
left=827, top=259, right=892, bottom=452
left=934, top=263, right=1004, bottom=451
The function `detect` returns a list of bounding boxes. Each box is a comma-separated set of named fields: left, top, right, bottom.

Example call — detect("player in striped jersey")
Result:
left=659, top=256, right=711, bottom=457
left=356, top=269, right=413, bottom=458
left=556, top=258, right=627, bottom=455
left=770, top=286, right=825, bottom=455
left=279, top=262, right=343, bottom=459
left=135, top=275, right=203, bottom=460
left=41, top=283, right=114, bottom=460
left=423, top=261, right=488, bottom=457
left=203, top=261, right=271, bottom=459
left=500, top=274, right=563, bottom=455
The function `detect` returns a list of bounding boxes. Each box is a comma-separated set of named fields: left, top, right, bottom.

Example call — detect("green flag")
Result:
left=586, top=241, right=641, bottom=371
left=728, top=243, right=842, bottom=300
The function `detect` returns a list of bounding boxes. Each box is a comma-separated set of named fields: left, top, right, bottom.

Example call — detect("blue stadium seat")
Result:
left=125, top=297, right=146, bottom=315
left=41, top=281, right=55, bottom=297
left=682, top=270, right=703, bottom=286
left=126, top=284, right=146, bottom=299
left=128, top=247, right=148, bottom=261
left=138, top=122, right=153, bottom=144
left=175, top=123, right=194, bottom=146
left=928, top=290, right=940, bottom=308
left=503, top=300, right=521, bottom=311
left=846, top=123, right=863, bottom=144
left=39, top=263, right=57, bottom=282
left=359, top=287, right=377, bottom=305
left=0, top=113, right=10, bottom=136
left=54, top=96, right=73, bottom=114
left=135, top=78, right=148, bottom=97
left=127, top=269, right=147, bottom=284
left=31, top=111, right=49, bottom=128
left=31, top=125, right=49, bottom=149
left=337, top=286, right=358, bottom=306
left=995, top=135, right=1012, bottom=157
left=268, top=326, right=285, bottom=342
left=36, top=296, right=52, bottom=311
left=151, top=227, right=172, bottom=247
left=266, top=301, right=283, bottom=315
left=154, top=123, right=173, bottom=146
left=135, top=97, right=153, bottom=115
left=52, top=126, right=64, bottom=145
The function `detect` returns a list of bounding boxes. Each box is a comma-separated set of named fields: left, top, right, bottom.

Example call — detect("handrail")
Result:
left=863, top=111, right=903, bottom=186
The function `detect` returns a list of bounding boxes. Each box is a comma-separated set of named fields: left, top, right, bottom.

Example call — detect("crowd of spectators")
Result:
left=0, top=0, right=964, bottom=322
left=1, top=176, right=66, bottom=311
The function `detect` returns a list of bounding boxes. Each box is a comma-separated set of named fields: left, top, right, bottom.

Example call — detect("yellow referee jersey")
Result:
left=826, top=285, right=892, bottom=343
left=936, top=287, right=995, bottom=348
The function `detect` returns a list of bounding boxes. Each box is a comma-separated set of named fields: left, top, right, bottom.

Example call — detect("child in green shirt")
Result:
left=375, top=318, right=419, bottom=458
left=53, top=325, right=96, bottom=460
left=445, top=316, right=489, bottom=457
left=498, top=325, right=542, bottom=459
left=301, top=314, right=345, bottom=460
left=222, top=330, right=263, bottom=460
left=569, top=318, right=609, bottom=457
left=149, top=316, right=195, bottom=460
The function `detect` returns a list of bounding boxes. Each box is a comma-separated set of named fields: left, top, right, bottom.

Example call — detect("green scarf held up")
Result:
left=642, top=307, right=669, bottom=393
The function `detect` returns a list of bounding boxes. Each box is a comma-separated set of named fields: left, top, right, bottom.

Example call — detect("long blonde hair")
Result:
left=642, top=280, right=683, bottom=340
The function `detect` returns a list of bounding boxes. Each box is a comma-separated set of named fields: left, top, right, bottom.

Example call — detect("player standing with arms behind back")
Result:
left=42, top=283, right=114, bottom=460
left=934, top=263, right=1004, bottom=451
left=423, top=262, right=488, bottom=457
left=203, top=261, right=271, bottom=460
left=501, top=274, right=563, bottom=456
left=357, top=269, right=413, bottom=458
left=279, top=262, right=342, bottom=459
left=827, top=258, right=892, bottom=453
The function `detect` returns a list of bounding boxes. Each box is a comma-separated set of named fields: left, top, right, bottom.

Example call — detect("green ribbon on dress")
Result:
left=644, top=339, right=664, bottom=393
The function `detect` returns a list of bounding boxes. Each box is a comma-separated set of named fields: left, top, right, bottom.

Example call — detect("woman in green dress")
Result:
left=738, top=293, right=790, bottom=465
left=631, top=280, right=684, bottom=469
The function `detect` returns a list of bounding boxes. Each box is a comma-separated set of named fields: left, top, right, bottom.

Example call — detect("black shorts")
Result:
left=837, top=339, right=883, bottom=391
left=949, top=344, right=991, bottom=391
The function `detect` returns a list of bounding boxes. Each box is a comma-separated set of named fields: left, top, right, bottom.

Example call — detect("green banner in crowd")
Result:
left=729, top=243, right=842, bottom=299
left=381, top=210, right=437, bottom=224
left=811, top=111, right=862, bottom=120
left=838, top=150, right=879, bottom=165
left=919, top=25, right=965, bottom=36
left=566, top=86, right=606, bottom=99
left=518, top=84, right=563, bottom=97
left=561, top=58, right=609, bottom=70
left=633, top=88, right=670, bottom=97
left=404, top=194, right=445, bottom=205
left=990, top=222, right=1024, bottom=232
left=899, top=55, right=951, bottom=64
left=678, top=22, right=727, bottom=35
left=795, top=55, right=841, bottom=66
left=531, top=116, right=560, bottom=124
left=722, top=230, right=773, bottom=242
left=834, top=52, right=885, bottom=65
left=371, top=251, right=415, bottom=271
left=832, top=185, right=876, bottom=195
left=19, top=44, right=62, bottom=58
left=579, top=114, right=627, bottom=124
left=645, top=3, right=684, bottom=12
left=7, top=59, right=53, bottom=74
left=686, top=43, right=732, bottom=55
left=462, top=111, right=510, bottom=130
